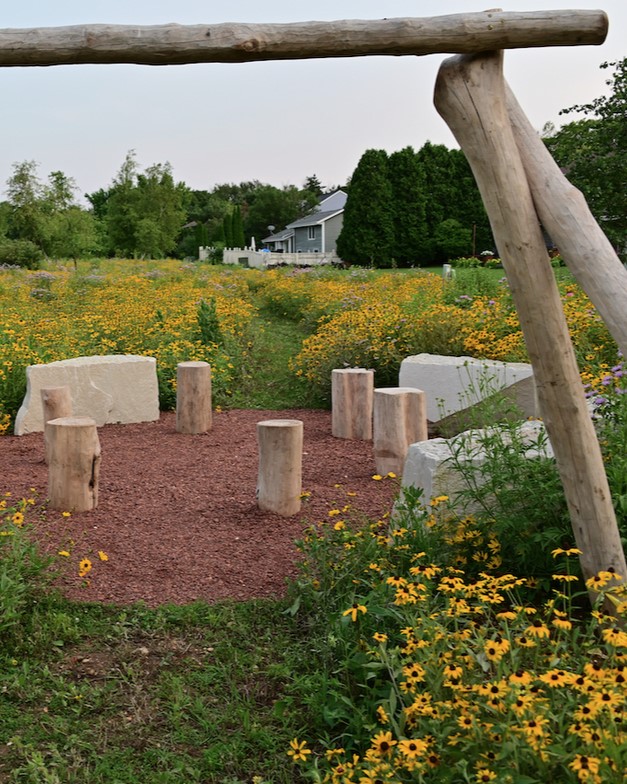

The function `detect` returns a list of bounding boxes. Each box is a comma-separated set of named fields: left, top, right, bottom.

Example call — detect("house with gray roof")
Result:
left=263, top=190, right=347, bottom=254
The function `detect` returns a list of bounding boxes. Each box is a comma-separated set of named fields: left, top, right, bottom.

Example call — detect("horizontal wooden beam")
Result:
left=0, top=11, right=608, bottom=67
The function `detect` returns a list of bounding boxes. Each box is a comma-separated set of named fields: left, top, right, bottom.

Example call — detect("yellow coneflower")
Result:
left=287, top=738, right=311, bottom=763
left=342, top=603, right=367, bottom=622
left=525, top=619, right=550, bottom=639
left=397, top=737, right=428, bottom=759
left=78, top=558, right=92, bottom=578
left=369, top=730, right=396, bottom=756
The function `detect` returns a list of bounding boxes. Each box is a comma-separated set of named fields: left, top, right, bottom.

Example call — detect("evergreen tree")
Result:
left=336, top=149, right=394, bottom=266
left=223, top=211, right=234, bottom=247
left=232, top=205, right=245, bottom=247
left=387, top=147, right=429, bottom=265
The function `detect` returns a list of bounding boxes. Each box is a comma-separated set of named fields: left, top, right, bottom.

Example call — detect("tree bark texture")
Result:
left=41, top=385, right=73, bottom=464
left=434, top=50, right=627, bottom=598
left=505, top=83, right=627, bottom=359
left=332, top=368, right=374, bottom=441
left=47, top=416, right=101, bottom=512
left=256, top=419, right=303, bottom=517
left=0, top=11, right=607, bottom=67
left=373, top=388, right=428, bottom=476
left=176, top=361, right=212, bottom=435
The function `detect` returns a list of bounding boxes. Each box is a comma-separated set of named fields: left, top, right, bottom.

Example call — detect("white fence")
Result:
left=200, top=247, right=342, bottom=269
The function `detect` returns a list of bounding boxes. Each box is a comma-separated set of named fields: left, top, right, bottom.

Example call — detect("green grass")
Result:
left=1, top=598, right=316, bottom=783
left=230, top=314, right=322, bottom=410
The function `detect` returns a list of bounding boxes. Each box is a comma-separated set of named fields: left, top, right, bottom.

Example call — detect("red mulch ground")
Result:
left=0, top=409, right=398, bottom=607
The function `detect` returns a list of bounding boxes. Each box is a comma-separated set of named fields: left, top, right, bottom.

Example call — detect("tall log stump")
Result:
left=256, top=419, right=303, bottom=517
left=373, top=387, right=428, bottom=476
left=176, top=361, right=212, bottom=434
left=41, top=385, right=73, bottom=464
left=47, top=416, right=101, bottom=512
left=331, top=368, right=374, bottom=440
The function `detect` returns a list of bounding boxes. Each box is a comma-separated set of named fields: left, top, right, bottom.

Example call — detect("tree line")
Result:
left=0, top=57, right=624, bottom=267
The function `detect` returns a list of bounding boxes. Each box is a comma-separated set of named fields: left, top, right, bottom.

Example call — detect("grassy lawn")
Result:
left=1, top=595, right=317, bottom=783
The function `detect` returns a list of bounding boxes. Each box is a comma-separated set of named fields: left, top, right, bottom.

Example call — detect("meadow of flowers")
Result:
left=0, top=259, right=620, bottom=431
left=286, top=479, right=627, bottom=783
left=1, top=258, right=626, bottom=782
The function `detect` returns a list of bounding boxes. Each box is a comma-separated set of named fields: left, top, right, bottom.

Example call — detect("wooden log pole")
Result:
left=176, top=361, right=212, bottom=434
left=373, top=387, right=428, bottom=476
left=434, top=51, right=627, bottom=599
left=505, top=83, right=627, bottom=358
left=256, top=419, right=303, bottom=517
left=332, top=368, right=374, bottom=440
left=47, top=416, right=101, bottom=512
left=0, top=11, right=607, bottom=67
left=41, top=385, right=72, bottom=464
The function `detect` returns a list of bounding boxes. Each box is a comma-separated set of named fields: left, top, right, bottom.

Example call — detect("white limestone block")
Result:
left=15, top=355, right=159, bottom=435
left=400, top=420, right=553, bottom=512
left=399, top=353, right=536, bottom=424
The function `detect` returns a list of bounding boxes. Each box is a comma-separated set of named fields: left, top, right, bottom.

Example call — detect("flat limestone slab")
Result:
left=400, top=420, right=553, bottom=511
left=14, top=355, right=159, bottom=435
left=399, top=353, right=536, bottom=425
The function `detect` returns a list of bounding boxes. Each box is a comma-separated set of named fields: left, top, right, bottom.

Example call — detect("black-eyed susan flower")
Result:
left=402, top=663, right=426, bottom=684
left=376, top=705, right=389, bottom=724
left=475, top=770, right=497, bottom=782
left=398, top=737, right=428, bottom=759
left=519, top=715, right=550, bottom=739
left=78, top=558, right=92, bottom=578
left=97, top=550, right=109, bottom=561
left=370, top=730, right=396, bottom=756
left=287, top=738, right=311, bottom=763
left=601, top=626, right=627, bottom=647
left=11, top=511, right=24, bottom=526
left=539, top=669, right=571, bottom=688
left=569, top=754, right=600, bottom=779
left=588, top=688, right=623, bottom=712
left=525, top=619, right=550, bottom=639
left=509, top=669, right=533, bottom=686
left=343, top=603, right=367, bottom=622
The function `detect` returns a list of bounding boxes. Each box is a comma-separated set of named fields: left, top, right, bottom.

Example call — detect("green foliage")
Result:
left=0, top=238, right=42, bottom=269
left=387, top=147, right=429, bottom=265
left=231, top=205, right=245, bottom=248
left=196, top=297, right=223, bottom=346
left=336, top=149, right=395, bottom=266
left=545, top=58, right=627, bottom=254
left=223, top=210, right=234, bottom=247
left=100, top=151, right=189, bottom=258
left=0, top=498, right=58, bottom=653
left=288, top=496, right=626, bottom=781
left=433, top=217, right=472, bottom=260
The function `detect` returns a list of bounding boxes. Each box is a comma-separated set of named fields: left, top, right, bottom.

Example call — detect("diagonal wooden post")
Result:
left=434, top=50, right=626, bottom=606
left=504, top=83, right=627, bottom=359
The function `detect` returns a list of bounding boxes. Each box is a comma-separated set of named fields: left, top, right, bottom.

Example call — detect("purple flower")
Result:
left=594, top=396, right=608, bottom=406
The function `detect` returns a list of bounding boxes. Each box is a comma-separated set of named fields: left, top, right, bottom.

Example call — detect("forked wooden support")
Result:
left=434, top=51, right=627, bottom=603
left=505, top=84, right=627, bottom=358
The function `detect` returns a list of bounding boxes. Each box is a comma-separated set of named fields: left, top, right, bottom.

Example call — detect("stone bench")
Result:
left=14, top=355, right=160, bottom=435
left=399, top=353, right=536, bottom=432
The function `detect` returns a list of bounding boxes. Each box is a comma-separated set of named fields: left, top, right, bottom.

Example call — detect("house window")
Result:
left=307, top=226, right=316, bottom=240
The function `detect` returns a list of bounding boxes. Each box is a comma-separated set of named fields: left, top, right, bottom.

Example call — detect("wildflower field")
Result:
left=1, top=258, right=626, bottom=783
left=0, top=259, right=620, bottom=430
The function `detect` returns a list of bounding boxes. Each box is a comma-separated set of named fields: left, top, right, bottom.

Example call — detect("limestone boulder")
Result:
left=399, top=353, right=536, bottom=430
left=14, top=355, right=159, bottom=435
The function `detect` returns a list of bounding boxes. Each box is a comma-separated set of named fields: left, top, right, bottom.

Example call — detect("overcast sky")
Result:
left=1, top=1, right=624, bottom=200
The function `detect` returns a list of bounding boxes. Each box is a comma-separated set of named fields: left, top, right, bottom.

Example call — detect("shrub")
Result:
left=0, top=239, right=43, bottom=270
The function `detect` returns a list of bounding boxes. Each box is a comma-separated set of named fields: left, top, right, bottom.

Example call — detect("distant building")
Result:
left=262, top=190, right=347, bottom=254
